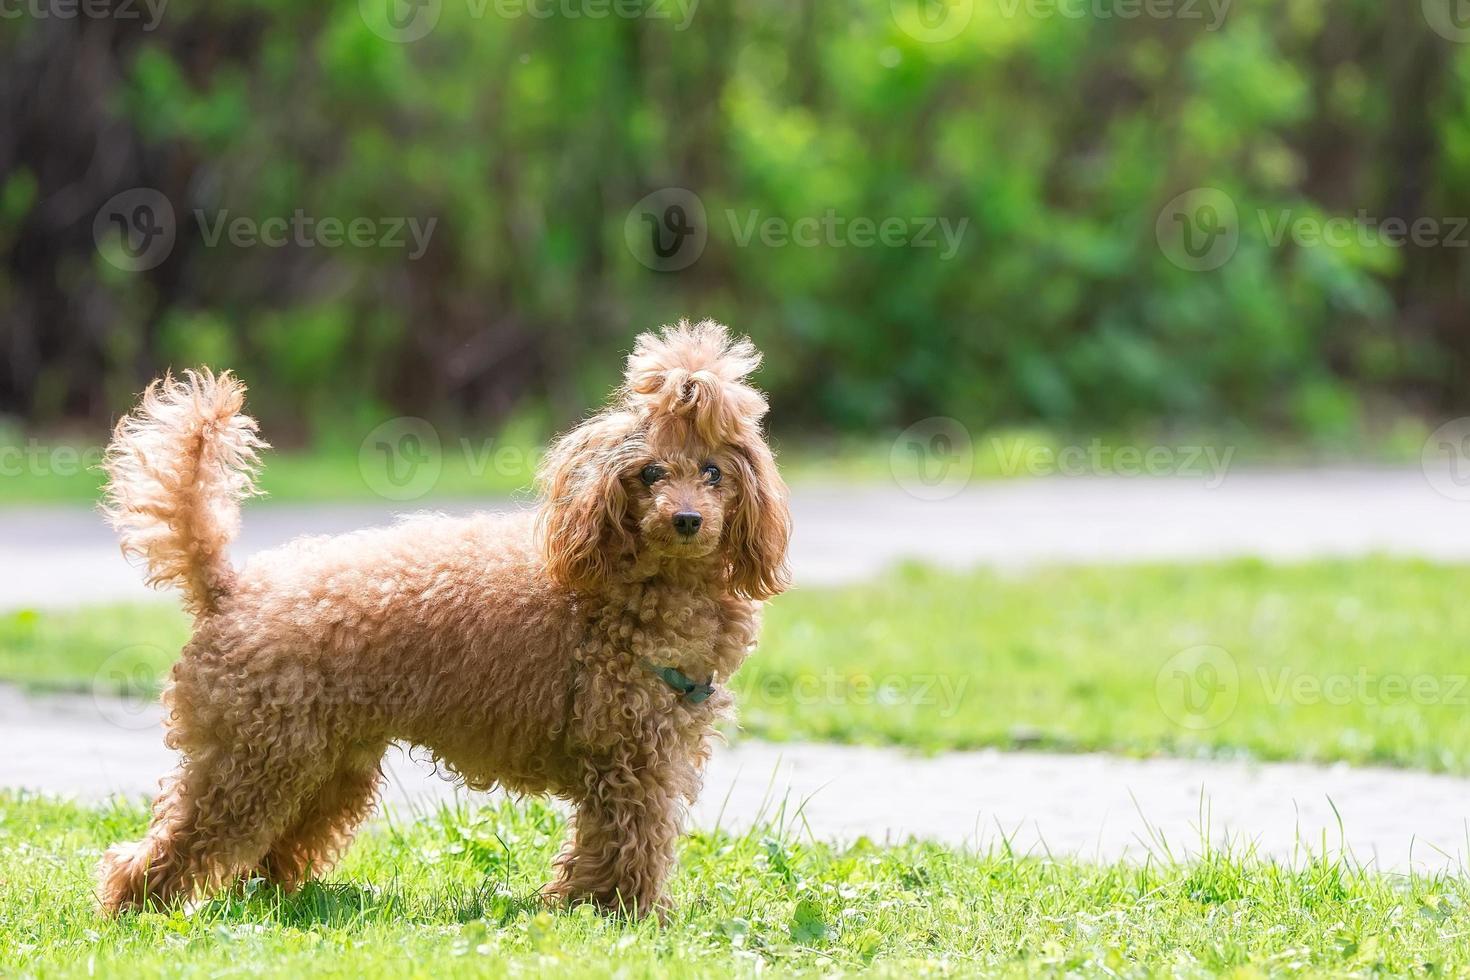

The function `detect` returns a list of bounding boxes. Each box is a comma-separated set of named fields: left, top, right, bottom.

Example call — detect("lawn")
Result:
left=2, top=793, right=1467, bottom=977
left=0, top=432, right=997, bottom=505
left=0, top=426, right=1427, bottom=505
left=0, top=443, right=542, bottom=505
left=5, top=558, right=1470, bottom=772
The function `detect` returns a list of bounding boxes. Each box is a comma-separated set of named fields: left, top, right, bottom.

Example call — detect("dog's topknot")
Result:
left=623, top=319, right=769, bottom=444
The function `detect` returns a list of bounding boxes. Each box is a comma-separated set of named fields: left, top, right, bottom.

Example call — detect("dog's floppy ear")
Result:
left=725, top=437, right=792, bottom=600
left=536, top=414, right=634, bottom=592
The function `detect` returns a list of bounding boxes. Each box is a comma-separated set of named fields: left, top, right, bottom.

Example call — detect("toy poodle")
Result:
left=96, top=319, right=792, bottom=916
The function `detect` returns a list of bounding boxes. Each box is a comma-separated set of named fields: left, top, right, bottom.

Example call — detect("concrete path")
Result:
left=6, top=468, right=1470, bottom=875
left=5, top=686, right=1468, bottom=874
left=3, top=467, right=1470, bottom=610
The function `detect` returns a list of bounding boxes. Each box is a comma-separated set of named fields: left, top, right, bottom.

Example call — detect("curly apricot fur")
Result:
left=95, top=321, right=791, bottom=918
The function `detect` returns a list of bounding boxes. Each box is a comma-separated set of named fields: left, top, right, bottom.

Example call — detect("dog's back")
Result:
left=173, top=508, right=587, bottom=790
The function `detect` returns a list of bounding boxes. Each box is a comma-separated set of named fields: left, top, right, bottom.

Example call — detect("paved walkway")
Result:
left=6, top=468, right=1470, bottom=873
left=3, top=468, right=1469, bottom=609
left=4, top=686, right=1466, bottom=873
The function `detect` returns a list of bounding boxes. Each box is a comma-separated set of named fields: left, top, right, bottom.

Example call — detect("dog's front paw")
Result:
left=541, top=878, right=668, bottom=921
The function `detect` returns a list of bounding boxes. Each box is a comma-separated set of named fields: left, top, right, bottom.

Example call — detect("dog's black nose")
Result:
left=672, top=511, right=703, bottom=536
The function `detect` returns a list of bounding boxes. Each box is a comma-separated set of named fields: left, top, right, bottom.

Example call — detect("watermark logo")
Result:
left=1156, top=645, right=1238, bottom=730
left=890, top=417, right=975, bottom=501
left=1156, top=187, right=1238, bottom=272
left=1424, top=0, right=1470, bottom=43
left=624, top=187, right=708, bottom=272
left=94, top=189, right=437, bottom=269
left=357, top=419, right=539, bottom=500
left=1423, top=418, right=1470, bottom=502
left=93, top=188, right=176, bottom=272
left=891, top=0, right=973, bottom=42
left=93, top=646, right=163, bottom=731
left=1161, top=190, right=1470, bottom=272
left=360, top=0, right=441, bottom=42
left=360, top=417, right=444, bottom=501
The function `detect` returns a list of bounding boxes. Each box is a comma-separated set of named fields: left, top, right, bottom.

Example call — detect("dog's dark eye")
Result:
left=702, top=463, right=721, bottom=485
left=640, top=464, right=665, bottom=486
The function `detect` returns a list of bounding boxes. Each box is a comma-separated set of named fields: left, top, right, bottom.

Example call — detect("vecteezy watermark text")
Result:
left=0, top=0, right=167, bottom=29
left=93, top=189, right=438, bottom=272
left=993, top=438, right=1234, bottom=487
left=195, top=210, right=436, bottom=260
left=1258, top=211, right=1470, bottom=250
left=889, top=417, right=1238, bottom=501
left=1258, top=667, right=1470, bottom=708
left=1155, top=644, right=1470, bottom=732
left=359, top=0, right=697, bottom=43
left=1158, top=187, right=1470, bottom=272
left=487, top=0, right=696, bottom=27
left=746, top=668, right=969, bottom=718
left=0, top=440, right=103, bottom=478
left=996, top=0, right=1230, bottom=29
left=726, top=209, right=969, bottom=261
left=622, top=188, right=971, bottom=271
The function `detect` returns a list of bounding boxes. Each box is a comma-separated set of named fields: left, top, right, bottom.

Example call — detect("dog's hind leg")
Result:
left=98, top=738, right=336, bottom=913
left=255, top=749, right=386, bottom=891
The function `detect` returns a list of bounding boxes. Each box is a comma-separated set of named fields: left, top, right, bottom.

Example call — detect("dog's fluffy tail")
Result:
left=101, top=369, right=265, bottom=616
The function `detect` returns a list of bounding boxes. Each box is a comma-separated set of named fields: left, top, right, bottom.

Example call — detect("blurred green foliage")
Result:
left=2, top=0, right=1467, bottom=442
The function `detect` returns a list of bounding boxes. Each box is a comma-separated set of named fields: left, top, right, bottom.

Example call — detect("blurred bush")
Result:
left=0, top=0, right=1466, bottom=442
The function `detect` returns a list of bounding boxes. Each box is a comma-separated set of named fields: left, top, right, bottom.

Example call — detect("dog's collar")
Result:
left=642, top=660, right=715, bottom=704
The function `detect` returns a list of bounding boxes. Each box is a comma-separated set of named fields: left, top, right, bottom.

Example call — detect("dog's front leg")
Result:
left=546, top=748, right=684, bottom=918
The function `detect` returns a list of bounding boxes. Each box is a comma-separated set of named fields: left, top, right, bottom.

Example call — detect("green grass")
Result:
left=744, top=557, right=1470, bottom=770
left=0, top=444, right=541, bottom=505
left=4, top=793, right=1469, bottom=977
left=0, top=437, right=891, bottom=504
left=0, top=423, right=1431, bottom=505
left=0, top=433, right=982, bottom=504
left=0, top=606, right=190, bottom=693
left=6, top=558, right=1470, bottom=773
